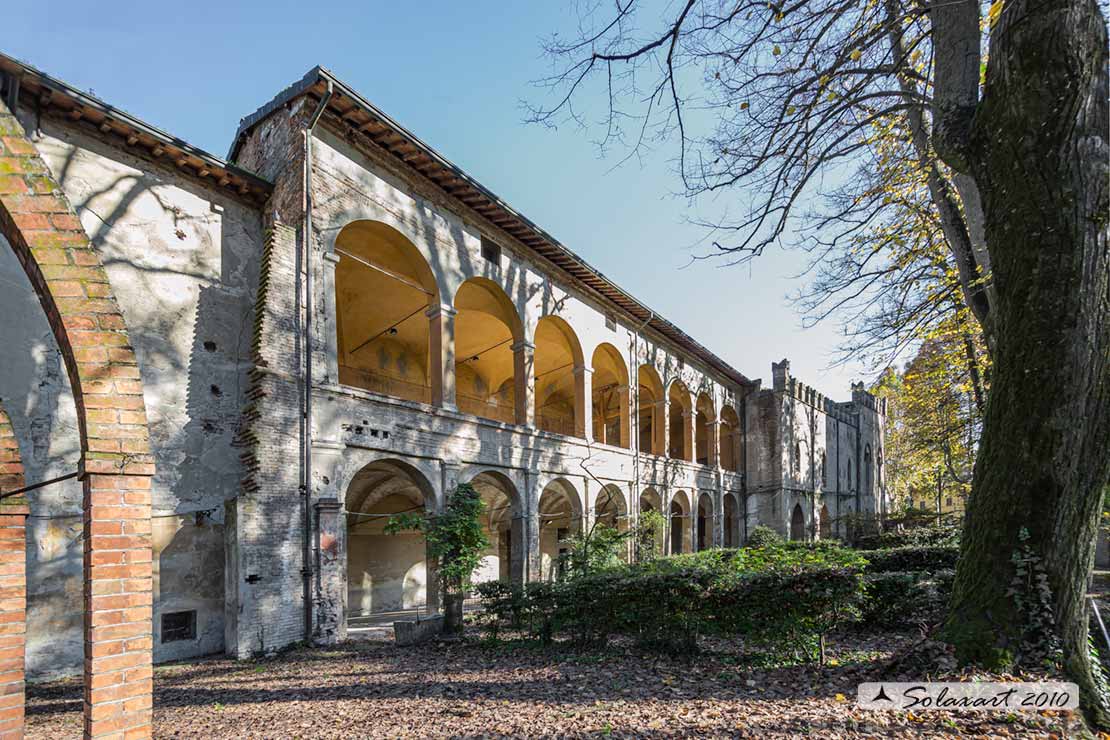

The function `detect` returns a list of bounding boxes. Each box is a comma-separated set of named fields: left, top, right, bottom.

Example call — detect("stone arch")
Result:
left=0, top=100, right=154, bottom=737
left=719, top=405, right=740, bottom=472
left=538, top=477, right=582, bottom=580
left=668, top=489, right=691, bottom=554
left=533, top=315, right=584, bottom=438
left=454, top=277, right=524, bottom=424
left=344, top=458, right=438, bottom=619
left=696, top=492, right=714, bottom=551
left=819, top=504, right=831, bottom=540
left=667, top=380, right=693, bottom=461
left=636, top=364, right=665, bottom=455
left=722, top=492, right=739, bottom=547
left=790, top=503, right=806, bottom=541
left=468, top=470, right=526, bottom=585
left=864, top=444, right=873, bottom=496
left=591, top=343, right=629, bottom=449
left=637, top=487, right=665, bottom=559
left=595, top=484, right=628, bottom=531
left=333, top=220, right=439, bottom=404
left=695, top=392, right=715, bottom=466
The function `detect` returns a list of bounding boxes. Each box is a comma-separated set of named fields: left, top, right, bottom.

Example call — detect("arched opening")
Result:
left=533, top=316, right=583, bottom=437
left=723, top=493, right=739, bottom=548
left=637, top=365, right=664, bottom=455
left=790, top=503, right=806, bottom=541
left=470, top=471, right=525, bottom=586
left=595, top=484, right=630, bottom=563
left=696, top=493, right=714, bottom=551
left=591, top=343, right=629, bottom=448
left=819, top=504, right=831, bottom=540
left=538, top=479, right=582, bottom=580
left=864, top=445, right=873, bottom=496
left=638, top=488, right=664, bottom=559
left=669, top=490, right=690, bottom=554
left=0, top=109, right=156, bottom=736
left=695, top=393, right=715, bottom=466
left=454, top=278, right=522, bottom=424
left=668, top=381, right=692, bottom=461
left=719, top=406, right=740, bottom=472
left=334, top=221, right=438, bottom=403
left=345, top=459, right=436, bottom=623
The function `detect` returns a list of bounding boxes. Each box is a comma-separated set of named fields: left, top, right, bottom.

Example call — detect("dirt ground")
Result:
left=27, top=631, right=1079, bottom=738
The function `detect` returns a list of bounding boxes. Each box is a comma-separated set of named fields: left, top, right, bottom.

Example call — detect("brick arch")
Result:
left=0, top=101, right=154, bottom=738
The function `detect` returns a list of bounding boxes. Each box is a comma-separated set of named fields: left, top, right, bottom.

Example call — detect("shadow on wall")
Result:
left=0, top=115, right=264, bottom=676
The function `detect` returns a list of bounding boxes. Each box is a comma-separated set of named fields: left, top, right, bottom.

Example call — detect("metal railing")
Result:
left=537, top=411, right=576, bottom=438
left=338, top=365, right=432, bottom=404
left=456, top=392, right=516, bottom=425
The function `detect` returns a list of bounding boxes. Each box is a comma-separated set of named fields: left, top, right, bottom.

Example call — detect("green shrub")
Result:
left=747, top=525, right=784, bottom=548
left=854, top=523, right=962, bottom=550
left=858, top=545, right=959, bottom=573
left=474, top=540, right=866, bottom=663
left=861, top=570, right=954, bottom=627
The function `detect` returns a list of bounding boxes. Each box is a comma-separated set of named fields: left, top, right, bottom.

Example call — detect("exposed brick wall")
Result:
left=0, top=101, right=154, bottom=739
left=227, top=224, right=307, bottom=657
left=0, top=401, right=28, bottom=739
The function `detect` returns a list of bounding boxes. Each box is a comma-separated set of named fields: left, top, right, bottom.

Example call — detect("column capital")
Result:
left=323, top=250, right=342, bottom=264
left=511, top=339, right=536, bottom=353
left=425, top=303, right=458, bottom=320
left=573, top=365, right=594, bottom=377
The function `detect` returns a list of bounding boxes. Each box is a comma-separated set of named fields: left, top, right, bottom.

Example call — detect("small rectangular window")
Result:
left=480, top=236, right=501, bottom=265
left=161, top=610, right=196, bottom=643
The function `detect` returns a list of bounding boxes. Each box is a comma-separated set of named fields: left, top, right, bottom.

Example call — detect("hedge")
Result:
left=861, top=569, right=954, bottom=627
left=857, top=545, right=960, bottom=573
left=475, top=544, right=866, bottom=663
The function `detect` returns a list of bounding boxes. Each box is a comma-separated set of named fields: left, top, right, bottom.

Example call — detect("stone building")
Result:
left=0, top=55, right=886, bottom=675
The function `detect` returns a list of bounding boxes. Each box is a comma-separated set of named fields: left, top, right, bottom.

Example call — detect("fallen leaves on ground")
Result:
left=26, top=629, right=1078, bottom=738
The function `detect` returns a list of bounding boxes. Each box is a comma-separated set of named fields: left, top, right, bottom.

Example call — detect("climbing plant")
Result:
left=385, top=482, right=489, bottom=634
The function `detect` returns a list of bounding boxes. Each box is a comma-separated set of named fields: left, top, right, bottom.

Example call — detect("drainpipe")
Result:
left=629, top=311, right=654, bottom=554
left=301, top=81, right=333, bottom=642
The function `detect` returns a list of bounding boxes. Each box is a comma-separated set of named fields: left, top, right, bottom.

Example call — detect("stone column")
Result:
left=313, top=498, right=344, bottom=643
left=427, top=304, right=458, bottom=411
left=707, top=420, right=721, bottom=468
left=574, top=366, right=593, bottom=441
left=684, top=409, right=695, bottom=463
left=321, top=251, right=342, bottom=386
left=512, top=340, right=536, bottom=428
left=524, top=471, right=542, bottom=581
left=618, top=384, right=631, bottom=449
left=659, top=399, right=670, bottom=459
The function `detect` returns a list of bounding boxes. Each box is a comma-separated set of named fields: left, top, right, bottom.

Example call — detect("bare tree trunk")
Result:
left=940, top=0, right=1110, bottom=725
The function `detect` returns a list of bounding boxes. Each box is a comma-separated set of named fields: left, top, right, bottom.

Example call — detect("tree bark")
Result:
left=940, top=0, right=1110, bottom=725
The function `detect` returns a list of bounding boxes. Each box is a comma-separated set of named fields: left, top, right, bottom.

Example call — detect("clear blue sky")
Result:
left=7, top=1, right=870, bottom=395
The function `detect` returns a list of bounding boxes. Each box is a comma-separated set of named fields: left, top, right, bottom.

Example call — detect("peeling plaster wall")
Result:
left=0, top=110, right=263, bottom=677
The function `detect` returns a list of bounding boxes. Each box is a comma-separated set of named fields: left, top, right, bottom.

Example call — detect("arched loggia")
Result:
left=591, top=343, right=629, bottom=448
left=345, top=459, right=437, bottom=622
left=334, top=220, right=438, bottom=404
left=637, top=365, right=665, bottom=455
left=668, top=381, right=693, bottom=462
left=454, top=278, right=523, bottom=425
left=533, top=316, right=584, bottom=438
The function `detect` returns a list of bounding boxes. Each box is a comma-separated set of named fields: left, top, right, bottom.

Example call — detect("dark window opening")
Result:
left=161, top=610, right=196, bottom=643
left=480, top=236, right=502, bottom=265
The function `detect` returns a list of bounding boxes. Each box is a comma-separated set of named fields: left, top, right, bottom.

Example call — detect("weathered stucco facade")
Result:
left=0, top=57, right=887, bottom=675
